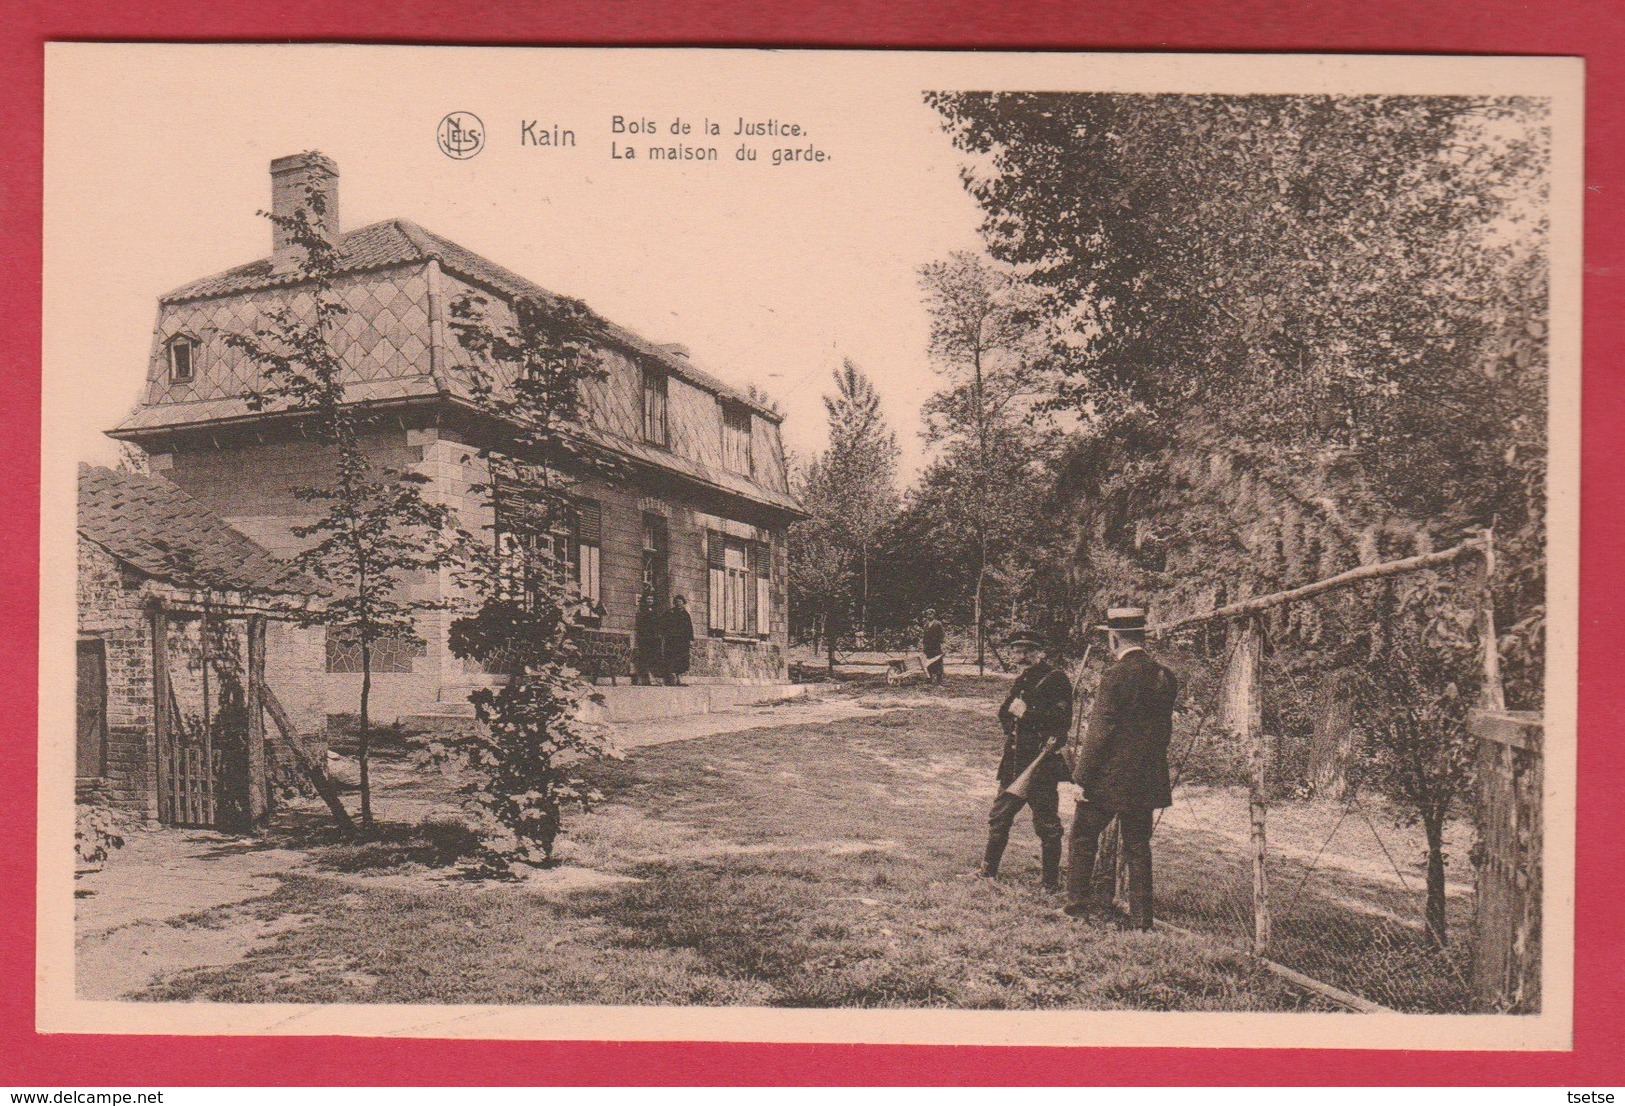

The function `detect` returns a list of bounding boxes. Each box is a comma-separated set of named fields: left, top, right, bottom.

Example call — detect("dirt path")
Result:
left=72, top=691, right=949, bottom=999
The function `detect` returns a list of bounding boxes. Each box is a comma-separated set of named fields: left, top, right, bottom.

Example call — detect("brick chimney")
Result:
left=269, top=152, right=340, bottom=259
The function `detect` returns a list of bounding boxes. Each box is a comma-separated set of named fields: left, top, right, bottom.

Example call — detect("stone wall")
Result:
left=76, top=540, right=157, bottom=818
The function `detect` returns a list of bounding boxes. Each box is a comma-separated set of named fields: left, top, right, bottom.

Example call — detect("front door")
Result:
left=76, top=639, right=107, bottom=779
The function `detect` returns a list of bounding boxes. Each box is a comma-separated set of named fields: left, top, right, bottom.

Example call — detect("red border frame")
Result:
left=4, top=0, right=1622, bottom=1086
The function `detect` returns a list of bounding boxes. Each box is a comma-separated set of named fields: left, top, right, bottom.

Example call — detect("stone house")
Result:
left=76, top=464, right=327, bottom=827
left=109, top=152, right=806, bottom=722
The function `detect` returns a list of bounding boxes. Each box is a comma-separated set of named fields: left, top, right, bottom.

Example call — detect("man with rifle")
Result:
left=1062, top=606, right=1179, bottom=931
left=976, top=629, right=1072, bottom=890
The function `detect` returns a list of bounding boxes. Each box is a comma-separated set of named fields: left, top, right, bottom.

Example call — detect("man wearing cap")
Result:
left=1064, top=606, right=1180, bottom=930
left=978, top=629, right=1072, bottom=889
left=921, top=609, right=947, bottom=685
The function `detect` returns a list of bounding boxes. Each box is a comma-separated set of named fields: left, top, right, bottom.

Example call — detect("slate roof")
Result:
left=160, top=218, right=783, bottom=423
left=78, top=464, right=312, bottom=596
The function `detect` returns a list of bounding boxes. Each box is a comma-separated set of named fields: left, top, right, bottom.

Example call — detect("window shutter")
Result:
left=576, top=499, right=602, bottom=545
left=707, top=531, right=727, bottom=633
left=754, top=541, right=772, bottom=637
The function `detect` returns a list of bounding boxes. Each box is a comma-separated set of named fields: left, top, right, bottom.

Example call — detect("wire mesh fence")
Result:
left=1106, top=582, right=1489, bottom=1012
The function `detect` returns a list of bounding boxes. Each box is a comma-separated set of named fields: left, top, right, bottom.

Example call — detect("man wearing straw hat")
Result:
left=1063, top=606, right=1179, bottom=930
left=976, top=628, right=1072, bottom=890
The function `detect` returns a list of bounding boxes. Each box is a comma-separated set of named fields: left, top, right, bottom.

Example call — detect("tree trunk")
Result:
left=860, top=544, right=869, bottom=634
left=1307, top=671, right=1355, bottom=799
left=359, top=638, right=374, bottom=830
left=1423, top=808, right=1448, bottom=947
left=974, top=559, right=986, bottom=676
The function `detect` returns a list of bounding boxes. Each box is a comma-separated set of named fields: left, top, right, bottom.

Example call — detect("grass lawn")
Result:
left=137, top=679, right=1333, bottom=1011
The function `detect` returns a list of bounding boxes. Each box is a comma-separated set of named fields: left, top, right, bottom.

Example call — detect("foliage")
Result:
left=1346, top=576, right=1481, bottom=944
left=913, top=252, right=1061, bottom=661
left=222, top=168, right=468, bottom=829
left=436, top=290, right=623, bottom=874
left=75, top=803, right=129, bottom=868
left=787, top=361, right=899, bottom=647
left=926, top=93, right=1550, bottom=707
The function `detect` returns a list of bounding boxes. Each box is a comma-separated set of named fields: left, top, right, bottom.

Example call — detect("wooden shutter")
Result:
left=707, top=531, right=727, bottom=634
left=753, top=541, right=772, bottom=638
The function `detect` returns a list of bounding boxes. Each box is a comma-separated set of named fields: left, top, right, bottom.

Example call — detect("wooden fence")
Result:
left=1470, top=709, right=1543, bottom=1013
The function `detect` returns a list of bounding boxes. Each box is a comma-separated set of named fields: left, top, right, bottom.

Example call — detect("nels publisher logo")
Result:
left=437, top=112, right=484, bottom=160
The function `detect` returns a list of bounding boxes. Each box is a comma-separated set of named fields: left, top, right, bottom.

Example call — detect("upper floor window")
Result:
left=166, top=335, right=198, bottom=384
left=721, top=400, right=753, bottom=476
left=642, top=366, right=669, bottom=446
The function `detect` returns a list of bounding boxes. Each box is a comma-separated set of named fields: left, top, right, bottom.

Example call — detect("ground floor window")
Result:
left=707, top=531, right=771, bottom=638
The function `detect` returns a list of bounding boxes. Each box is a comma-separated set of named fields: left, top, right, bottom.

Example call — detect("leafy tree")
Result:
left=925, top=95, right=1549, bottom=677
left=917, top=251, right=1057, bottom=666
left=787, top=360, right=899, bottom=657
left=1348, top=576, right=1482, bottom=945
left=226, top=172, right=467, bottom=830
left=926, top=93, right=1549, bottom=931
left=431, top=290, right=623, bottom=873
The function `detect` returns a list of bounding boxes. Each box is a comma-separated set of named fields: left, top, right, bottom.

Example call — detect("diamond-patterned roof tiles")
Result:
left=160, top=218, right=781, bottom=423
left=78, top=464, right=314, bottom=596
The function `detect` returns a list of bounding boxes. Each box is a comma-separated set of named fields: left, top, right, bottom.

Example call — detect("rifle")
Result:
left=1002, top=644, right=1093, bottom=800
left=1003, top=735, right=1062, bottom=801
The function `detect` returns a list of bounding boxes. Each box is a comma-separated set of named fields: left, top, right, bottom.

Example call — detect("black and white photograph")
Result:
left=39, top=46, right=1580, bottom=1048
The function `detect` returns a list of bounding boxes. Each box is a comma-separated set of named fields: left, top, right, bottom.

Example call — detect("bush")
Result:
left=75, top=804, right=129, bottom=869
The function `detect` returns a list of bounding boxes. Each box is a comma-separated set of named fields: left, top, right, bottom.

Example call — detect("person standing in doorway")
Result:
left=1063, top=606, right=1179, bottom=930
left=633, top=589, right=661, bottom=686
left=922, top=608, right=947, bottom=685
left=662, top=594, right=694, bottom=686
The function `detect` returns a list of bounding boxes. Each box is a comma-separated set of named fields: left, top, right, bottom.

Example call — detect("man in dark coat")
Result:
left=978, top=629, right=1073, bottom=890
left=633, top=589, right=662, bottom=686
left=661, top=594, right=694, bottom=686
left=1063, top=606, right=1179, bottom=930
left=921, top=609, right=946, bottom=685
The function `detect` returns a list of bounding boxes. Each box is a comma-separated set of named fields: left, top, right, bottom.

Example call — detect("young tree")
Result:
left=432, top=290, right=623, bottom=872
left=226, top=172, right=466, bottom=831
left=788, top=360, right=899, bottom=655
left=1348, top=577, right=1481, bottom=945
left=786, top=453, right=852, bottom=662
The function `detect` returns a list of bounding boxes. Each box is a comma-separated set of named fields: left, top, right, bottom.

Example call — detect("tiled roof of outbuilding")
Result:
left=78, top=464, right=313, bottom=596
left=160, top=218, right=783, bottom=423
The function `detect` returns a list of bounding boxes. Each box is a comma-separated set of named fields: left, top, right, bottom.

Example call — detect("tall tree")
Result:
left=787, top=361, right=899, bottom=658
left=227, top=173, right=466, bottom=830
left=918, top=252, right=1052, bottom=668
left=927, top=93, right=1550, bottom=923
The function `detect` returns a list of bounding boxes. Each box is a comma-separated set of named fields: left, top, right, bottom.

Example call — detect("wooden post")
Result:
left=245, top=615, right=268, bottom=828
left=1227, top=617, right=1270, bottom=957
left=149, top=603, right=170, bottom=825
left=1478, top=528, right=1507, bottom=712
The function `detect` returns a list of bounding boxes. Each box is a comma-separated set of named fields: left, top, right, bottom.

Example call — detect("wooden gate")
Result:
left=1471, top=709, right=1543, bottom=1012
left=152, top=606, right=221, bottom=828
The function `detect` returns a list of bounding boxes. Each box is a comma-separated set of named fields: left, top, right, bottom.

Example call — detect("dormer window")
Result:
left=642, top=366, right=669, bottom=446
left=166, top=336, right=198, bottom=385
left=722, top=400, right=753, bottom=476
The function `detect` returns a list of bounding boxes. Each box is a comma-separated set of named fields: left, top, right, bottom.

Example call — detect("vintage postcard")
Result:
left=38, top=45, right=1581, bottom=1049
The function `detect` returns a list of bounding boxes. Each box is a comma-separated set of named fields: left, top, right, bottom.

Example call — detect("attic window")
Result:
left=166, top=336, right=198, bottom=384
left=642, top=366, right=669, bottom=447
left=722, top=400, right=753, bottom=475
